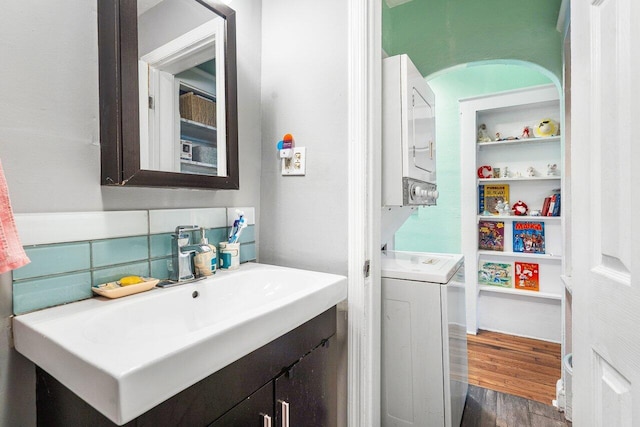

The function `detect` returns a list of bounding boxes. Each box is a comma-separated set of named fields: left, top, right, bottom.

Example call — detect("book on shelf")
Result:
left=478, top=221, right=505, bottom=251
left=514, top=262, right=540, bottom=292
left=548, top=192, right=561, bottom=216
left=478, top=261, right=513, bottom=288
left=478, top=183, right=510, bottom=215
left=541, top=190, right=561, bottom=216
left=513, top=221, right=545, bottom=254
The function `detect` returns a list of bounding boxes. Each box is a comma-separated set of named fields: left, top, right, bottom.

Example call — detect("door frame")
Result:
left=347, top=0, right=381, bottom=425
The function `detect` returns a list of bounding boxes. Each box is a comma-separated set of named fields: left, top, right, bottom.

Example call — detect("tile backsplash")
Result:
left=12, top=208, right=257, bottom=315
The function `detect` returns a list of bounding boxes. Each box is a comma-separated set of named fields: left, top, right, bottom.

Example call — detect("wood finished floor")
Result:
left=460, top=384, right=571, bottom=427
left=466, top=330, right=562, bottom=405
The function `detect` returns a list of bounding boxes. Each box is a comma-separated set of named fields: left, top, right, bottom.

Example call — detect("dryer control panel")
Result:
left=403, top=177, right=438, bottom=206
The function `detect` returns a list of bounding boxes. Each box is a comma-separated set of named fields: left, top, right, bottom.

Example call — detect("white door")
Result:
left=570, top=0, right=640, bottom=425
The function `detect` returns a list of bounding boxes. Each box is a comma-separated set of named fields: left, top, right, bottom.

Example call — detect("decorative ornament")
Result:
left=527, top=166, right=536, bottom=177
left=477, top=124, right=492, bottom=142
left=547, top=163, right=557, bottom=176
left=512, top=200, right=529, bottom=216
left=477, top=165, right=492, bottom=179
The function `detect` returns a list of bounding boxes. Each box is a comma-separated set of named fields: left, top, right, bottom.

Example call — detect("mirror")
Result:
left=98, top=0, right=238, bottom=189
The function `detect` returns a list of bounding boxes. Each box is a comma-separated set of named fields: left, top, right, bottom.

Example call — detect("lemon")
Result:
left=119, top=275, right=144, bottom=286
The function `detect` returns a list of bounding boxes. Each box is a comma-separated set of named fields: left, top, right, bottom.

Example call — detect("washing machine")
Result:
left=381, top=250, right=468, bottom=427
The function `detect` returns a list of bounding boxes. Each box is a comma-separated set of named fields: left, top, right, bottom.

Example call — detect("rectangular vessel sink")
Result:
left=13, top=263, right=347, bottom=425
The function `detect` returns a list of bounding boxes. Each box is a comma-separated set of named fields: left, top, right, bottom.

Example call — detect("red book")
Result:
left=541, top=197, right=551, bottom=216
left=546, top=194, right=557, bottom=216
left=515, top=262, right=539, bottom=291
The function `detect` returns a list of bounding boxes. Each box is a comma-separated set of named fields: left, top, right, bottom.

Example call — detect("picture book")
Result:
left=478, top=261, right=513, bottom=288
left=478, top=221, right=505, bottom=251
left=513, top=221, right=545, bottom=254
left=547, top=192, right=561, bottom=216
left=478, top=184, right=510, bottom=215
left=514, top=262, right=540, bottom=291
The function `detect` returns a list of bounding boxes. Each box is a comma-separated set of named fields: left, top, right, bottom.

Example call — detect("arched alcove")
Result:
left=394, top=60, right=561, bottom=253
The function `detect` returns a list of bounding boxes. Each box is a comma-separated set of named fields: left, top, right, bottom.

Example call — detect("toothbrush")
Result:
left=228, top=211, right=245, bottom=243
left=231, top=217, right=247, bottom=243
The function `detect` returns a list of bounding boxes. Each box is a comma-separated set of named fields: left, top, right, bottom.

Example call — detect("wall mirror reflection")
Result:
left=138, top=0, right=226, bottom=176
left=98, top=0, right=238, bottom=189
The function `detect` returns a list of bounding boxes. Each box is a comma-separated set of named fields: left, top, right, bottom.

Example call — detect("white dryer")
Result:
left=381, top=251, right=468, bottom=427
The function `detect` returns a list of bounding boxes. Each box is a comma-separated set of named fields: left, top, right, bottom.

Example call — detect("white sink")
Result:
left=13, top=263, right=347, bottom=425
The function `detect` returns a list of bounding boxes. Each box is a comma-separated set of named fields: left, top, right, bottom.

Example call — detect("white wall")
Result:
left=0, top=1, right=262, bottom=424
left=260, top=2, right=349, bottom=425
left=260, top=0, right=349, bottom=276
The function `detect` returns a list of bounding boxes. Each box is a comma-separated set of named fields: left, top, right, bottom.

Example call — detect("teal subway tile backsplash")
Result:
left=150, top=233, right=173, bottom=258
left=237, top=225, right=256, bottom=244
left=92, top=236, right=149, bottom=268
left=240, top=243, right=256, bottom=264
left=92, top=262, right=150, bottom=287
left=206, top=228, right=229, bottom=247
left=150, top=258, right=171, bottom=280
left=13, top=272, right=92, bottom=315
left=12, top=209, right=257, bottom=315
left=13, top=242, right=90, bottom=280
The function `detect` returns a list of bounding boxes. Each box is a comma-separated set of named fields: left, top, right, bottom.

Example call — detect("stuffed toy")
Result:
left=533, top=119, right=559, bottom=137
left=511, top=200, right=528, bottom=216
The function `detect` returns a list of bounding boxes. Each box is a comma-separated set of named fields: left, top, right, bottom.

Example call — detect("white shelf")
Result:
left=461, top=84, right=563, bottom=341
left=478, top=176, right=560, bottom=183
left=477, top=136, right=560, bottom=148
left=478, top=250, right=562, bottom=260
left=180, top=159, right=216, bottom=168
left=479, top=285, right=562, bottom=301
left=478, top=215, right=561, bottom=222
left=180, top=118, right=217, bottom=143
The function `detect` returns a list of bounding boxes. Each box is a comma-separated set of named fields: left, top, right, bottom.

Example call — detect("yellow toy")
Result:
left=533, top=119, right=559, bottom=137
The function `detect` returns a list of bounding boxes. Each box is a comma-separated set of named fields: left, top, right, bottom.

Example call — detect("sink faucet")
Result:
left=170, top=225, right=211, bottom=283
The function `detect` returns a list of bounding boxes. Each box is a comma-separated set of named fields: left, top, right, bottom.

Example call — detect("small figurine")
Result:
left=533, top=118, right=560, bottom=137
left=527, top=166, right=536, bottom=177
left=512, top=200, right=529, bottom=216
left=477, top=124, right=492, bottom=142
left=495, top=132, right=519, bottom=141
left=547, top=163, right=557, bottom=176
left=496, top=200, right=510, bottom=216
left=515, top=171, right=523, bottom=178
left=502, top=166, right=510, bottom=178
left=521, top=126, right=531, bottom=139
left=530, top=210, right=541, bottom=216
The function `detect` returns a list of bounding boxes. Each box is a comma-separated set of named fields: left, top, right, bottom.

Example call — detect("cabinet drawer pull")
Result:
left=261, top=414, right=272, bottom=427
left=278, top=400, right=290, bottom=427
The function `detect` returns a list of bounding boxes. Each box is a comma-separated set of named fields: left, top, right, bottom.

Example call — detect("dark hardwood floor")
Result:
left=462, top=330, right=570, bottom=426
left=461, top=385, right=571, bottom=427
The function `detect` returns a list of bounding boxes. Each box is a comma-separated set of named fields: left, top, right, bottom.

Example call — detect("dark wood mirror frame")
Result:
left=98, top=0, right=239, bottom=189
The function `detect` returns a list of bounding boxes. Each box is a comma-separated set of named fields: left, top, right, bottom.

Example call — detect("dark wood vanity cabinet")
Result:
left=210, top=335, right=337, bottom=427
left=36, top=307, right=337, bottom=427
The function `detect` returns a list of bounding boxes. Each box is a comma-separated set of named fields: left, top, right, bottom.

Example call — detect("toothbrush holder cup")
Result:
left=219, top=242, right=240, bottom=270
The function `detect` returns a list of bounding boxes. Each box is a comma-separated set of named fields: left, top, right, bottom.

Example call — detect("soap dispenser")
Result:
left=194, top=228, right=216, bottom=276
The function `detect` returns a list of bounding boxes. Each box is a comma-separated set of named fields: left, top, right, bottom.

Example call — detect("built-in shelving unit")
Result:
left=179, top=82, right=218, bottom=176
left=461, top=85, right=563, bottom=343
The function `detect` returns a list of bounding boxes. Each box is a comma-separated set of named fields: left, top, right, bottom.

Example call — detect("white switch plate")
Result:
left=281, top=147, right=306, bottom=176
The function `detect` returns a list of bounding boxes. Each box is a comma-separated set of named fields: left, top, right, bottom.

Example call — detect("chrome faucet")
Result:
left=170, top=225, right=211, bottom=283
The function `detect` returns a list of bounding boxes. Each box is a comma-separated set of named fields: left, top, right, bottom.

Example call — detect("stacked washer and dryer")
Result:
left=381, top=54, right=468, bottom=427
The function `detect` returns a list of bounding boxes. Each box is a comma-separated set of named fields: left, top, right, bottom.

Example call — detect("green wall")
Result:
left=393, top=64, right=553, bottom=253
left=382, top=0, right=563, bottom=80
